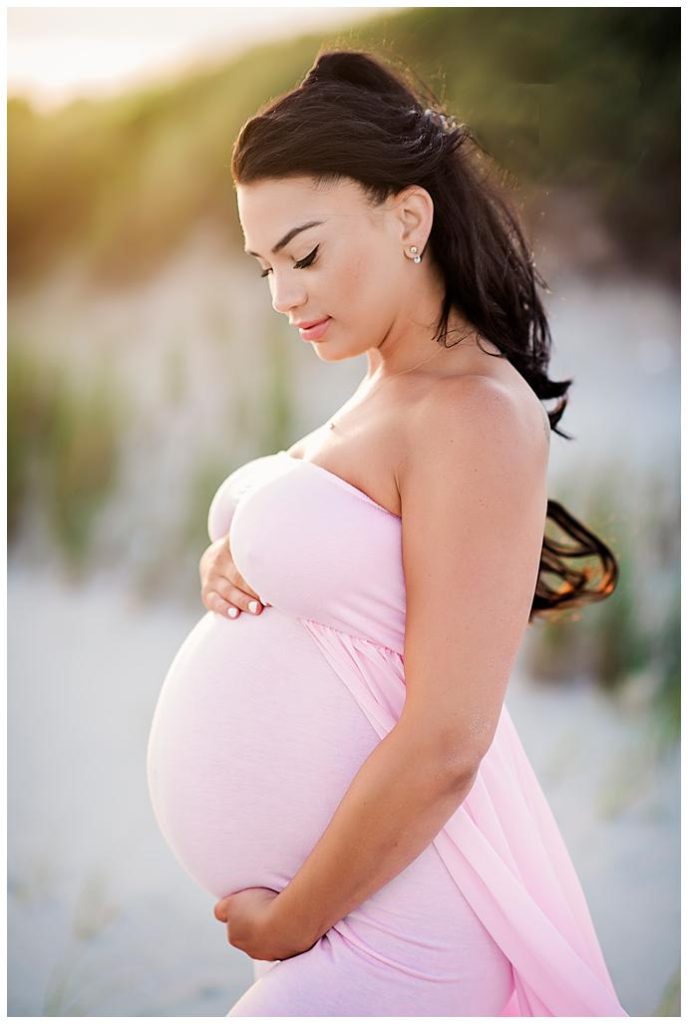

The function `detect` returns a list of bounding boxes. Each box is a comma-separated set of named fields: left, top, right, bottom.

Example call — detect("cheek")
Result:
left=344, top=254, right=385, bottom=311
left=348, top=252, right=367, bottom=285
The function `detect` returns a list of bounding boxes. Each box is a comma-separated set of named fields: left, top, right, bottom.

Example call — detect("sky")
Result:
left=7, top=6, right=403, bottom=112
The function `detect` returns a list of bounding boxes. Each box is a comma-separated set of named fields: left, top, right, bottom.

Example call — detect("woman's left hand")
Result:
left=213, top=887, right=317, bottom=961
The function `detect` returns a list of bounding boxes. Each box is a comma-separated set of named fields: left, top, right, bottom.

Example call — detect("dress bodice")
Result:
left=207, top=451, right=406, bottom=655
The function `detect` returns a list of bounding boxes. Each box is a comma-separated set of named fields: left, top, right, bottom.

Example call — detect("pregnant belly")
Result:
left=146, top=608, right=381, bottom=899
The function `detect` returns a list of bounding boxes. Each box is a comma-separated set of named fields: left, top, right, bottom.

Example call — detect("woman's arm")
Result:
left=267, top=377, right=550, bottom=951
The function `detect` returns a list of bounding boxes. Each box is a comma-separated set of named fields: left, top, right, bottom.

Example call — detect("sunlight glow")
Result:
left=7, top=7, right=399, bottom=112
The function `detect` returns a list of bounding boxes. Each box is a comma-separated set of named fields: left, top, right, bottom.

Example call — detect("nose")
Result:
left=270, top=273, right=308, bottom=317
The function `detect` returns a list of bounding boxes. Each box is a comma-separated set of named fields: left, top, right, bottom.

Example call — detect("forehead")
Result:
left=237, top=176, right=368, bottom=238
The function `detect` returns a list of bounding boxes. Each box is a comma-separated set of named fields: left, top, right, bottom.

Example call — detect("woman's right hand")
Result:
left=199, top=536, right=271, bottom=619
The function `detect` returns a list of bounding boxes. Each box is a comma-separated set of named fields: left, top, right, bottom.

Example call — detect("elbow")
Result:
left=441, top=749, right=483, bottom=789
left=431, top=727, right=490, bottom=787
left=396, top=711, right=488, bottom=788
left=407, top=725, right=484, bottom=790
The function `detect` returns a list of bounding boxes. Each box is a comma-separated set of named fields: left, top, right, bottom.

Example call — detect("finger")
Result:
left=205, top=589, right=241, bottom=619
left=214, top=900, right=229, bottom=923
left=216, top=580, right=265, bottom=616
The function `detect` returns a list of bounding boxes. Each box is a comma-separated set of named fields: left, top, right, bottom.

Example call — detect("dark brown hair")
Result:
left=231, top=47, right=619, bottom=621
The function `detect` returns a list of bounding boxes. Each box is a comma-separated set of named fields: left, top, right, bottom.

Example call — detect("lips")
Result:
left=294, top=317, right=329, bottom=329
left=297, top=316, right=332, bottom=342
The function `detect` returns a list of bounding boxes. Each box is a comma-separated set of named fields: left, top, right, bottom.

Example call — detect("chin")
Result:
left=313, top=337, right=369, bottom=364
left=310, top=341, right=345, bottom=363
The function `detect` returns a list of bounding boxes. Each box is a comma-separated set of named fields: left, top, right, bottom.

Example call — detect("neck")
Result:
left=364, top=310, right=480, bottom=382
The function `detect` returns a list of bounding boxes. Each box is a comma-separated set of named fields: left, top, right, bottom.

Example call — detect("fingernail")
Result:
left=228, top=607, right=239, bottom=618
left=248, top=600, right=260, bottom=614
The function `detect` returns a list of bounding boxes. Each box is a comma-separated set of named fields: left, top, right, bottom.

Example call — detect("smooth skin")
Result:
left=204, top=174, right=550, bottom=958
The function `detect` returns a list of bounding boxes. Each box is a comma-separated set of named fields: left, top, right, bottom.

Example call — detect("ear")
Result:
left=391, top=185, right=434, bottom=251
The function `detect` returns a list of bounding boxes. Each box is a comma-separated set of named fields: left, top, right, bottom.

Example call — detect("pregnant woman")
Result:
left=147, top=49, right=628, bottom=1015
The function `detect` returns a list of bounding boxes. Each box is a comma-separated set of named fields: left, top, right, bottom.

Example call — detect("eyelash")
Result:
left=260, top=245, right=319, bottom=278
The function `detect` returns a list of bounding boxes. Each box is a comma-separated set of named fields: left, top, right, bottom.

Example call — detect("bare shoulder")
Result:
left=398, top=373, right=549, bottom=493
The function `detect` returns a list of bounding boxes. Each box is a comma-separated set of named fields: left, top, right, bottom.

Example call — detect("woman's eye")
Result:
left=295, top=245, right=319, bottom=269
left=260, top=245, right=319, bottom=278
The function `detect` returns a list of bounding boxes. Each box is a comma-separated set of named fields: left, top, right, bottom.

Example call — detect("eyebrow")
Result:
left=244, top=220, right=325, bottom=258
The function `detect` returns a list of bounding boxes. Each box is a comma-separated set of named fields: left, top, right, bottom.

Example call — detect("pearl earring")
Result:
left=407, top=245, right=422, bottom=264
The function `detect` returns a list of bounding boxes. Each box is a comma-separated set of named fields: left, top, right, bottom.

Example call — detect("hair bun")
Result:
left=304, top=52, right=371, bottom=87
left=302, top=50, right=409, bottom=101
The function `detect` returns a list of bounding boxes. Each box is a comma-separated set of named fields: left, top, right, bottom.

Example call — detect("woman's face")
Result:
left=236, top=175, right=435, bottom=362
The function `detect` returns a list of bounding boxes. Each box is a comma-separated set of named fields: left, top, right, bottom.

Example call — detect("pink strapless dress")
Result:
left=146, top=451, right=628, bottom=1016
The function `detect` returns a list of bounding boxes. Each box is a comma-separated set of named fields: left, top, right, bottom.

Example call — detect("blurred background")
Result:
left=7, top=6, right=679, bottom=1017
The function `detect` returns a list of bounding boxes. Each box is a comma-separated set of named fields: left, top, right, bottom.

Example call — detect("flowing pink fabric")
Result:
left=148, top=450, right=628, bottom=1016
